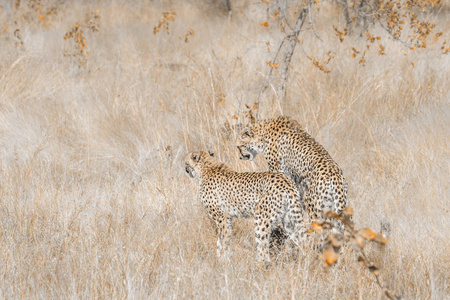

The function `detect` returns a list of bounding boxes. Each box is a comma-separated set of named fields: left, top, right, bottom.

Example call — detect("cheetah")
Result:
left=185, top=150, right=305, bottom=262
left=236, top=117, right=348, bottom=231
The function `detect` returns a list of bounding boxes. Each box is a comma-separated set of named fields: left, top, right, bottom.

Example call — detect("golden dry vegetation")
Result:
left=0, top=0, right=449, bottom=298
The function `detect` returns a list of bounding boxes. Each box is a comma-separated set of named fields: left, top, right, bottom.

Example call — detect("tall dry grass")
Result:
left=0, top=0, right=449, bottom=298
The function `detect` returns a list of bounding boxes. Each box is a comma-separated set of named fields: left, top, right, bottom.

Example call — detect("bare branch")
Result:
left=278, top=6, right=309, bottom=100
left=308, top=1, right=323, bottom=41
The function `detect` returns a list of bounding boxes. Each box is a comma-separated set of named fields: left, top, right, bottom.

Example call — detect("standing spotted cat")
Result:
left=237, top=117, right=348, bottom=230
left=185, top=150, right=305, bottom=262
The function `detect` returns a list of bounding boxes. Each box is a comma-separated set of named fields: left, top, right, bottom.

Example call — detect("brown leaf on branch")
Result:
left=323, top=211, right=340, bottom=219
left=374, top=233, right=390, bottom=245
left=183, top=29, right=194, bottom=42
left=342, top=206, right=354, bottom=217
left=358, top=228, right=377, bottom=240
left=333, top=26, right=345, bottom=42
left=323, top=245, right=339, bottom=266
left=154, top=11, right=176, bottom=35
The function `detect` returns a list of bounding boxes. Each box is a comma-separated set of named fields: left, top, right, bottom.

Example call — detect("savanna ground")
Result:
left=0, top=0, right=449, bottom=298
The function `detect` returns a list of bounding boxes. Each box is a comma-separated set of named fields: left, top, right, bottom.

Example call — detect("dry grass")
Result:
left=0, top=0, right=449, bottom=298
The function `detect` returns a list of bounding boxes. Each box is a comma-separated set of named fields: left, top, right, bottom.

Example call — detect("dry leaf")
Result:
left=358, top=228, right=377, bottom=240
left=351, top=235, right=365, bottom=248
left=323, top=211, right=340, bottom=219
left=342, top=206, right=353, bottom=217
left=374, top=233, right=390, bottom=245
left=323, top=245, right=339, bottom=266
left=330, top=234, right=342, bottom=248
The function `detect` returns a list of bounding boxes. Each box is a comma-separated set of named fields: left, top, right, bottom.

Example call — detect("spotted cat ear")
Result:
left=242, top=127, right=253, bottom=138
left=192, top=151, right=200, bottom=162
left=208, top=151, right=215, bottom=157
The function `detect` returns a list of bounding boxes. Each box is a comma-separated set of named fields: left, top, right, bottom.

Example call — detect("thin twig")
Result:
left=258, top=37, right=287, bottom=99
left=278, top=6, right=309, bottom=100
left=308, top=2, right=323, bottom=42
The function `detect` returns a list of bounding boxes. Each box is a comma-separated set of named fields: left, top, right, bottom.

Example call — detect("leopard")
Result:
left=184, top=150, right=305, bottom=262
left=236, top=116, right=348, bottom=232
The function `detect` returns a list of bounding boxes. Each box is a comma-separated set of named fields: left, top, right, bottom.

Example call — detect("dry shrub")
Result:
left=310, top=207, right=398, bottom=299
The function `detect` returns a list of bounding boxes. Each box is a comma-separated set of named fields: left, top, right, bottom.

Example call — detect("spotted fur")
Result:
left=237, top=117, right=348, bottom=230
left=185, top=150, right=305, bottom=262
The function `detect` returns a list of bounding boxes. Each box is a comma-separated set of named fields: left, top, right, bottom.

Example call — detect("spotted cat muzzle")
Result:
left=237, top=146, right=254, bottom=160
